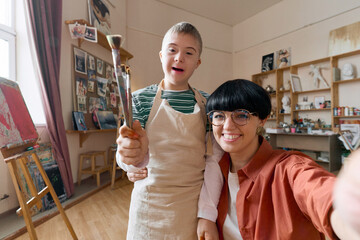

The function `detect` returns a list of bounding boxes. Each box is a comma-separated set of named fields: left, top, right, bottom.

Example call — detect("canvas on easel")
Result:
left=0, top=77, right=38, bottom=157
left=0, top=77, right=78, bottom=240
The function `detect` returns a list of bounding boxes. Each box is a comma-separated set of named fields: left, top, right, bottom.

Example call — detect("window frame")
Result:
left=0, top=0, right=16, bottom=80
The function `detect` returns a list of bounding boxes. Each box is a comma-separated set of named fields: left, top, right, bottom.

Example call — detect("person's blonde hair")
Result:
left=162, top=22, right=203, bottom=56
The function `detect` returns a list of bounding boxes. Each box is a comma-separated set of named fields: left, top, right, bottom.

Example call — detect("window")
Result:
left=0, top=0, right=15, bottom=80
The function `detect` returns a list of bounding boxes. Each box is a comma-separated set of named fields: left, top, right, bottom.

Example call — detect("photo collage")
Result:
left=73, top=46, right=123, bottom=130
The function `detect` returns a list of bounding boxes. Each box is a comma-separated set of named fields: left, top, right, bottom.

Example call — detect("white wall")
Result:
left=233, top=0, right=360, bottom=79
left=126, top=0, right=233, bottom=93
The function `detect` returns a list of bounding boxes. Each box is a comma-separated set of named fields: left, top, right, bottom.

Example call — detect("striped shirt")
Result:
left=132, top=84, right=209, bottom=128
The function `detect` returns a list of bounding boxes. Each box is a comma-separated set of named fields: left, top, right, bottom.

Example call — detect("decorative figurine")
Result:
left=341, top=63, right=355, bottom=80
left=282, top=95, right=291, bottom=113
left=265, top=85, right=275, bottom=94
left=309, top=64, right=329, bottom=88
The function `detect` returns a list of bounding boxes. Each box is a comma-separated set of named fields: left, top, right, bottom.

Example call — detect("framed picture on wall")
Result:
left=74, top=48, right=87, bottom=74
left=97, top=59, right=104, bottom=76
left=261, top=53, right=274, bottom=72
left=275, top=48, right=291, bottom=69
left=314, top=96, right=325, bottom=109
left=88, top=0, right=111, bottom=35
left=290, top=74, right=302, bottom=92
left=88, top=54, right=96, bottom=70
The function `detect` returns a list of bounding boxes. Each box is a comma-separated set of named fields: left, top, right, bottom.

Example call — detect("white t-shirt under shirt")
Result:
left=223, top=170, right=243, bottom=240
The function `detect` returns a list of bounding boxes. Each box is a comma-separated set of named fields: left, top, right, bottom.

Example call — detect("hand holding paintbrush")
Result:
left=107, top=35, right=148, bottom=167
left=106, top=34, right=133, bottom=129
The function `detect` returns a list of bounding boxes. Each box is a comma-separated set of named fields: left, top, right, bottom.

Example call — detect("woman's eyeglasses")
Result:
left=207, top=109, right=257, bottom=126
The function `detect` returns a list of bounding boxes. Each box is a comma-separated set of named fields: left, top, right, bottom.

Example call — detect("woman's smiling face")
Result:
left=212, top=110, right=263, bottom=155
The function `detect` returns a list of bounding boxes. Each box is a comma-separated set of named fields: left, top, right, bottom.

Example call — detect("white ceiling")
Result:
left=156, top=0, right=283, bottom=26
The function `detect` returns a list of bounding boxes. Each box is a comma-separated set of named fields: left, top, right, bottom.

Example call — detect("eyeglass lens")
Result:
left=209, top=110, right=251, bottom=126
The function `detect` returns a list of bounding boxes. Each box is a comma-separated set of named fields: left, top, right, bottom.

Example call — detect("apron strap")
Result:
left=191, top=87, right=207, bottom=127
left=145, top=80, right=165, bottom=129
left=190, top=86, right=213, bottom=156
left=146, top=80, right=213, bottom=155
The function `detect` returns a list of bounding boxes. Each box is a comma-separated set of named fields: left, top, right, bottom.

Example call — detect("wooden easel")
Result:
left=0, top=77, right=76, bottom=239
left=2, top=144, right=78, bottom=240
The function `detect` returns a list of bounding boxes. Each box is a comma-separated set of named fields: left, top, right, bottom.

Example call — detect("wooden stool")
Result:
left=78, top=151, right=111, bottom=187
left=5, top=151, right=78, bottom=240
left=108, top=145, right=124, bottom=189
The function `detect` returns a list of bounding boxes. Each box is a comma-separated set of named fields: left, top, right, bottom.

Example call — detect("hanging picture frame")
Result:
left=261, top=53, right=274, bottom=72
left=74, top=47, right=87, bottom=74
left=275, top=48, right=291, bottom=69
left=88, top=0, right=111, bottom=35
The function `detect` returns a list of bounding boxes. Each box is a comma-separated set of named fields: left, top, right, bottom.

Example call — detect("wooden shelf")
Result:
left=269, top=93, right=276, bottom=97
left=333, top=115, right=360, bottom=118
left=253, top=69, right=276, bottom=77
left=293, top=108, right=331, bottom=112
left=66, top=129, right=117, bottom=147
left=293, top=88, right=330, bottom=94
left=333, top=78, right=360, bottom=85
left=279, top=89, right=290, bottom=93
left=64, top=19, right=133, bottom=61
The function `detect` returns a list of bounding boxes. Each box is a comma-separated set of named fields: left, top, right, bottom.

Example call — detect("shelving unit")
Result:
left=252, top=48, right=360, bottom=130
left=252, top=49, right=360, bottom=172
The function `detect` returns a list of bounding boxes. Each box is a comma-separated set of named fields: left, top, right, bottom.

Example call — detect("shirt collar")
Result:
left=238, top=136, right=274, bottom=181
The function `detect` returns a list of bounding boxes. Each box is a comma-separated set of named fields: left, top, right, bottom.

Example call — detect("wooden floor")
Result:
left=14, top=179, right=133, bottom=240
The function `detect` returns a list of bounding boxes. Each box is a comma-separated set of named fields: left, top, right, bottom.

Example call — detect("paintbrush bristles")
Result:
left=106, top=34, right=122, bottom=50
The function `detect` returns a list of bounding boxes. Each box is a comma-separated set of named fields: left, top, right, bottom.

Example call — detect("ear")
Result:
left=159, top=51, right=163, bottom=62
left=196, top=58, right=202, bottom=68
left=259, top=117, right=268, bottom=127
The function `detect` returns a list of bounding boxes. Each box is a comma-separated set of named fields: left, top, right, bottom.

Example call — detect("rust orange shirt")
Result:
left=217, top=137, right=338, bottom=240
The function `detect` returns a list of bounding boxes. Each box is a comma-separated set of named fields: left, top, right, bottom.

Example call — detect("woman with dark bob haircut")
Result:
left=206, top=79, right=271, bottom=120
left=197, top=79, right=359, bottom=240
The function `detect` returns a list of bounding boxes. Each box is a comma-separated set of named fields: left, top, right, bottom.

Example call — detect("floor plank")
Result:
left=13, top=179, right=133, bottom=240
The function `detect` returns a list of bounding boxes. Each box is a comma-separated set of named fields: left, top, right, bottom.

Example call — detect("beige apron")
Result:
left=127, top=80, right=207, bottom=240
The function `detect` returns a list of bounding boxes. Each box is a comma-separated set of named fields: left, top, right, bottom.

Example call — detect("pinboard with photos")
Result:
left=72, top=45, right=123, bottom=130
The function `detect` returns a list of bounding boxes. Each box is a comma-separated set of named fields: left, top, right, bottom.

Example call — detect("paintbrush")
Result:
left=106, top=35, right=133, bottom=128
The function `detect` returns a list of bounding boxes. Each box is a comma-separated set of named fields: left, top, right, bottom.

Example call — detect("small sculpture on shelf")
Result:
left=279, top=122, right=291, bottom=133
left=265, top=85, right=276, bottom=94
left=309, top=64, right=329, bottom=88
left=270, top=108, right=276, bottom=119
left=341, top=63, right=356, bottom=80
left=281, top=95, right=291, bottom=113
left=298, top=96, right=311, bottom=110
